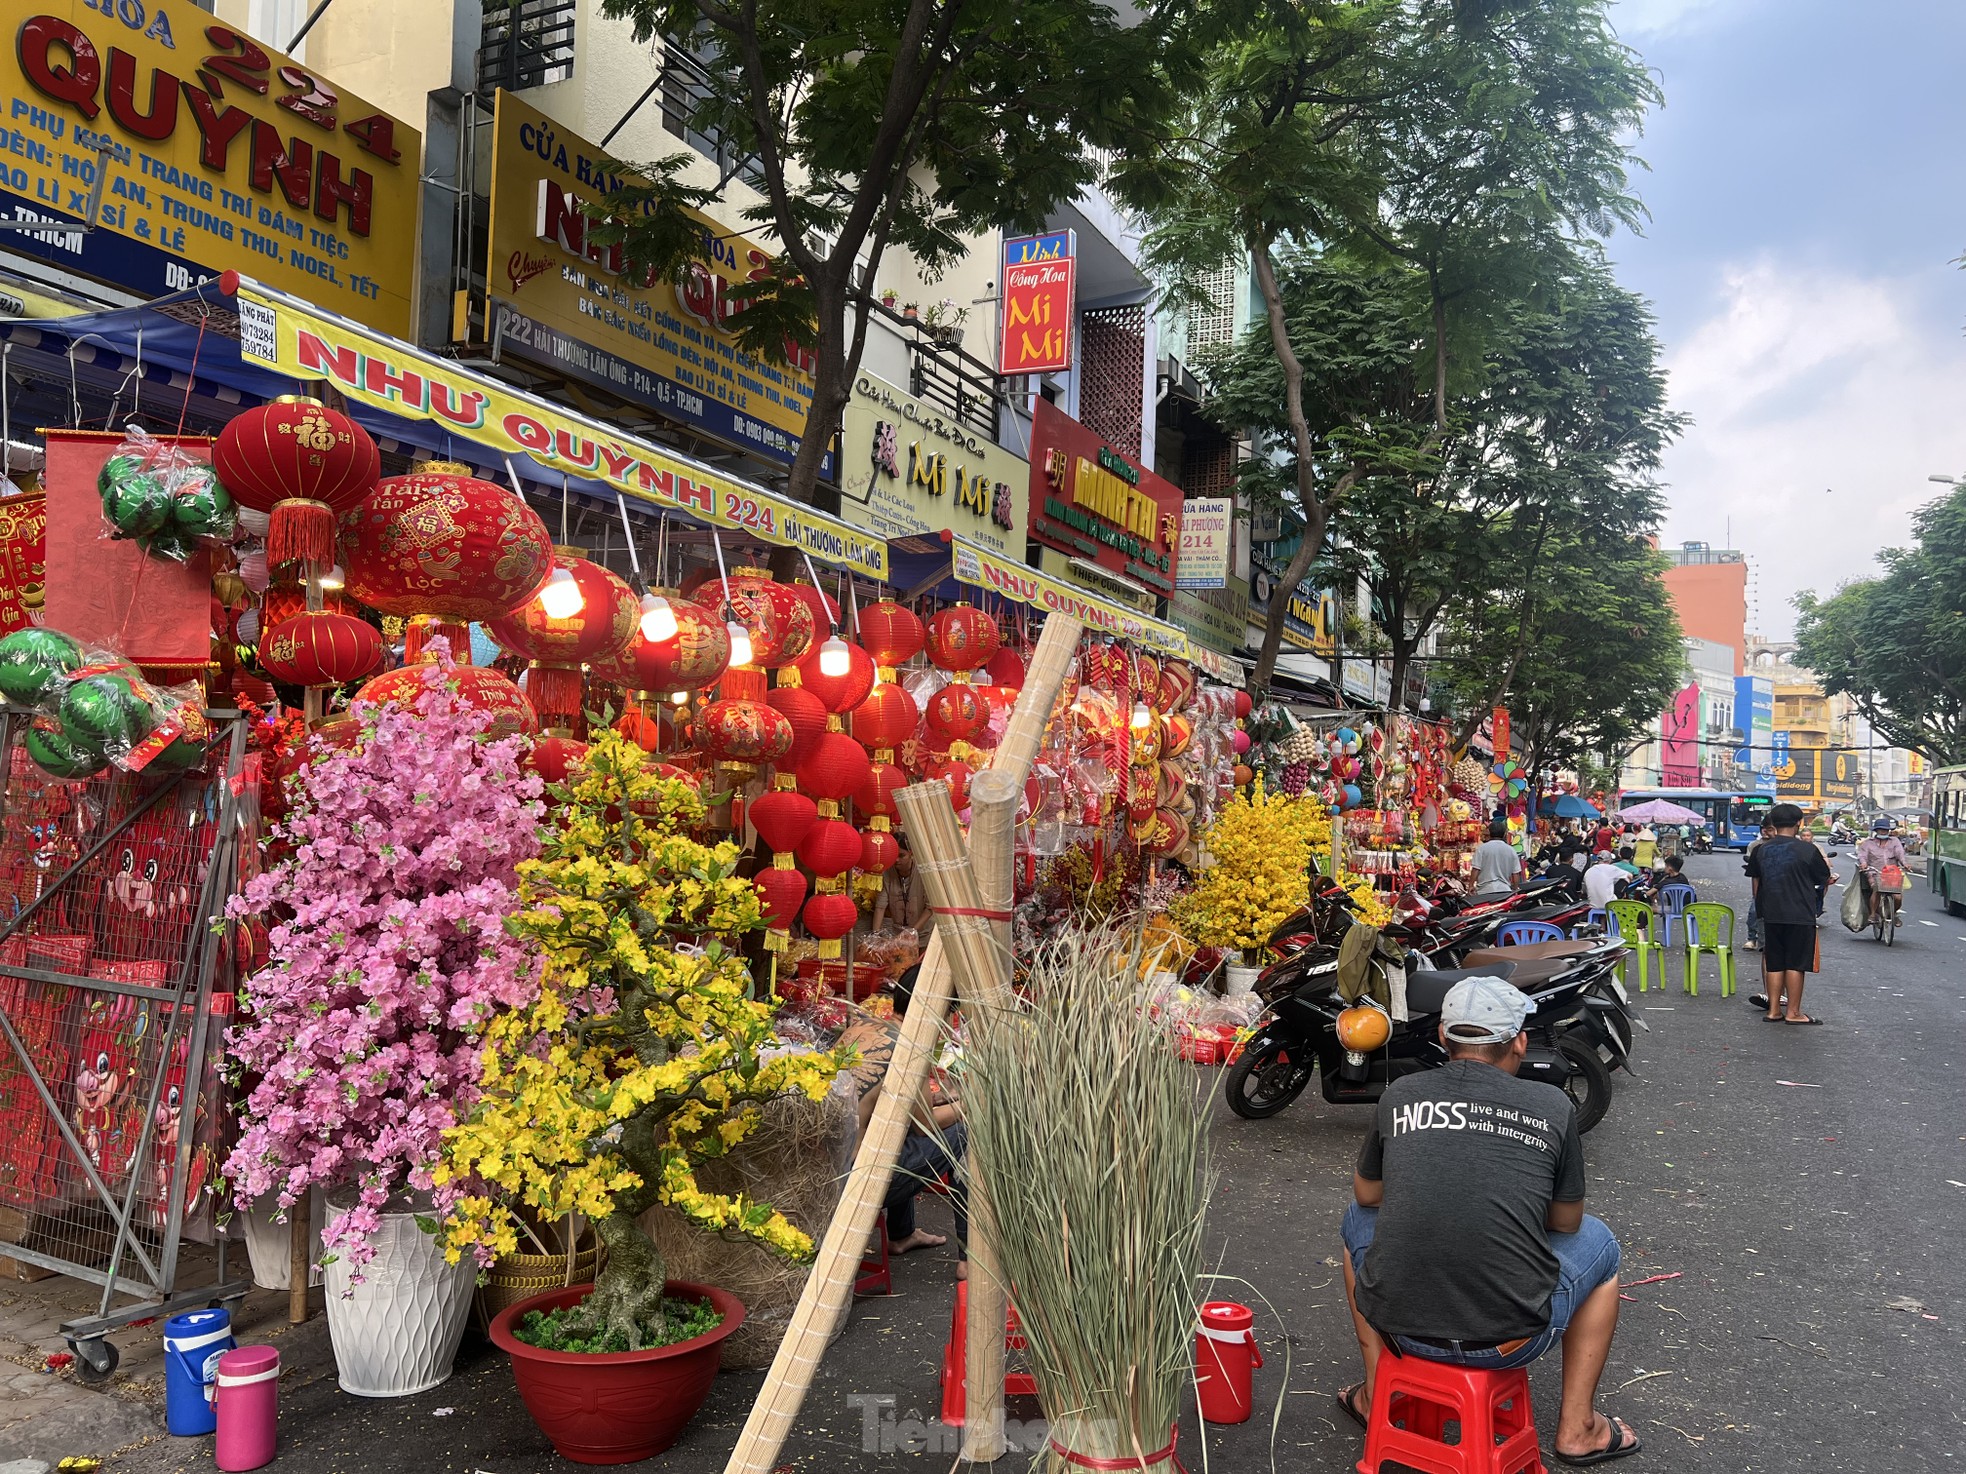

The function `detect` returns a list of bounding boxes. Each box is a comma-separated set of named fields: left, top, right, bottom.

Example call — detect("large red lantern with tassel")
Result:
left=722, top=567, right=815, bottom=669
left=487, top=551, right=638, bottom=724
left=796, top=638, right=875, bottom=714
left=925, top=602, right=999, bottom=673
left=797, top=730, right=872, bottom=809
left=796, top=817, right=863, bottom=878
left=697, top=697, right=793, bottom=771
left=356, top=663, right=537, bottom=738
left=213, top=397, right=380, bottom=566
left=851, top=681, right=918, bottom=755
left=756, top=867, right=809, bottom=942
left=855, top=759, right=907, bottom=821
left=341, top=463, right=554, bottom=662
left=258, top=611, right=382, bottom=686
left=856, top=600, right=924, bottom=675
left=592, top=592, right=729, bottom=693
left=800, top=891, right=858, bottom=960
left=926, top=683, right=988, bottom=744
left=768, top=684, right=829, bottom=768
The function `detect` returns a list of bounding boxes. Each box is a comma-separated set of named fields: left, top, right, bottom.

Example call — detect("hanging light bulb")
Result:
left=818, top=632, right=852, bottom=678
left=725, top=619, right=754, bottom=668
left=317, top=563, right=347, bottom=590
left=539, top=565, right=584, bottom=619
left=1131, top=698, right=1152, bottom=729
left=639, top=590, right=678, bottom=642
left=670, top=689, right=690, bottom=706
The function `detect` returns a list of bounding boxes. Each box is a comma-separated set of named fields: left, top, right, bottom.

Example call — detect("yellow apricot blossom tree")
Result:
left=438, top=734, right=843, bottom=1347
left=1172, top=781, right=1332, bottom=962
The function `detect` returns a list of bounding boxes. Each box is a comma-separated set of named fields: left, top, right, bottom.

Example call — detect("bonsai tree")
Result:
left=437, top=734, right=843, bottom=1347
left=223, top=660, right=545, bottom=1271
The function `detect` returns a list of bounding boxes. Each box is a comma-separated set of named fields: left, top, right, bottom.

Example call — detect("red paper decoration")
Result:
left=723, top=567, right=815, bottom=669
left=926, top=683, right=988, bottom=743
left=855, top=759, right=907, bottom=821
left=851, top=681, right=918, bottom=756
left=1162, top=712, right=1194, bottom=758
left=856, top=599, right=924, bottom=674
left=751, top=783, right=819, bottom=854
left=756, top=866, right=809, bottom=939
left=487, top=552, right=638, bottom=723
left=985, top=645, right=1027, bottom=690
left=1157, top=661, right=1196, bottom=713
left=799, top=891, right=857, bottom=959
left=796, top=817, right=863, bottom=877
left=590, top=592, right=730, bottom=694
left=697, top=697, right=793, bottom=770
left=213, top=397, right=380, bottom=566
left=357, top=663, right=537, bottom=738
left=797, top=730, right=873, bottom=814
left=795, top=639, right=875, bottom=714
left=258, top=611, right=381, bottom=687
left=924, top=602, right=999, bottom=673
left=614, top=708, right=663, bottom=752
left=787, top=579, right=840, bottom=633
left=860, top=824, right=900, bottom=875
left=768, top=684, right=829, bottom=768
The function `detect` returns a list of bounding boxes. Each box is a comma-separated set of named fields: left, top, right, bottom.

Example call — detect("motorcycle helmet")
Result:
left=1335, top=1001, right=1393, bottom=1054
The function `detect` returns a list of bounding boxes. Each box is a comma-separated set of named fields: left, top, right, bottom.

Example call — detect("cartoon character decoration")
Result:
left=91, top=803, right=208, bottom=963
left=147, top=1035, right=213, bottom=1231
left=72, top=995, right=147, bottom=1181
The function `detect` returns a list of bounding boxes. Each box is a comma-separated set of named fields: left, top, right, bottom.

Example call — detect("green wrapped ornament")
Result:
left=143, top=688, right=211, bottom=772
left=104, top=469, right=173, bottom=538
left=59, top=672, right=151, bottom=755
left=170, top=471, right=235, bottom=541
left=138, top=528, right=193, bottom=562
left=0, top=628, right=85, bottom=707
left=26, top=723, right=103, bottom=780
left=97, top=451, right=148, bottom=499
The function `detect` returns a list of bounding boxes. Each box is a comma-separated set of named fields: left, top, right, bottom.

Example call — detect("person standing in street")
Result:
left=1744, top=803, right=1834, bottom=1025
left=1631, top=824, right=1657, bottom=869
left=1473, top=820, right=1524, bottom=898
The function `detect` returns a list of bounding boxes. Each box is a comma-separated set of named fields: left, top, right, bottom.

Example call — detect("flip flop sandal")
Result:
left=1555, top=1417, right=1641, bottom=1466
left=1762, top=1013, right=1783, bottom=1022
left=1785, top=1016, right=1825, bottom=1025
left=1335, top=1384, right=1369, bottom=1431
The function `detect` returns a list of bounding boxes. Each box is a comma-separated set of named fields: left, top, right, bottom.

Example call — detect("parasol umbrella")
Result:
left=1540, top=794, right=1602, bottom=820
left=1619, top=798, right=1707, bottom=825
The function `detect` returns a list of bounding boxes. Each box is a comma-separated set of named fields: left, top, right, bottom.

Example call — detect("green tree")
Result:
left=1794, top=482, right=1966, bottom=765
left=581, top=0, right=1179, bottom=509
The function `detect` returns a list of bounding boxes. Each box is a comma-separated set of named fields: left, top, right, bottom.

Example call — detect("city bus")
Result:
left=1617, top=788, right=1774, bottom=851
left=1929, top=765, right=1966, bottom=915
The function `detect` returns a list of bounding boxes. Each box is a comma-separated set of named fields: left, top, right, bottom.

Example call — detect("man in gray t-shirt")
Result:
left=1335, top=977, right=1638, bottom=1465
left=1471, top=819, right=1523, bottom=896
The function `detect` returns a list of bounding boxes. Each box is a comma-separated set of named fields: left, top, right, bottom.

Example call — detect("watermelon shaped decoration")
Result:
left=0, top=629, right=85, bottom=707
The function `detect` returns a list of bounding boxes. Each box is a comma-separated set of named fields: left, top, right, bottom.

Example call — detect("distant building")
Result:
left=1662, top=543, right=1748, bottom=678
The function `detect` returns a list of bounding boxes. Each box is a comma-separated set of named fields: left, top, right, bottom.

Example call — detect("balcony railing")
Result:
left=866, top=300, right=1007, bottom=443
left=659, top=41, right=763, bottom=190
left=479, top=0, right=576, bottom=95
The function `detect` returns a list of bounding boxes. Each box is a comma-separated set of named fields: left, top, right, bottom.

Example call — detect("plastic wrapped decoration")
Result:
left=97, top=428, right=237, bottom=561
left=0, top=629, right=206, bottom=780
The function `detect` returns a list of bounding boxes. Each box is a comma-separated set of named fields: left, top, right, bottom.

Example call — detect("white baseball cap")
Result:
left=1441, top=976, right=1531, bottom=1045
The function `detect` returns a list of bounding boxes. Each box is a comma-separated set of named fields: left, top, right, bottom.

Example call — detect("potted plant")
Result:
left=1172, top=779, right=1329, bottom=992
left=921, top=296, right=968, bottom=345
left=437, top=735, right=845, bottom=1464
left=223, top=659, right=544, bottom=1396
left=902, top=301, right=919, bottom=318
left=879, top=287, right=898, bottom=309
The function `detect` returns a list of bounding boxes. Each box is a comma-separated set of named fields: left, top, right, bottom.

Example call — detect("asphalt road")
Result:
left=88, top=852, right=1966, bottom=1474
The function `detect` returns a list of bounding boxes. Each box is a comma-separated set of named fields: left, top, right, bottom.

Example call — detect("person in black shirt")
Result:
left=1337, top=977, right=1637, bottom=1466
left=1744, top=803, right=1834, bottom=1024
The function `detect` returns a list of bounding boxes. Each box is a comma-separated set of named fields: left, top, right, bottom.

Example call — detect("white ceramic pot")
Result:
left=321, top=1194, right=475, bottom=1398
left=238, top=1190, right=325, bottom=1290
left=1224, top=964, right=1262, bottom=997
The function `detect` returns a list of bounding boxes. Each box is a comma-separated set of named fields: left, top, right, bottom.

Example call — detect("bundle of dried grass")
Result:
left=957, top=924, right=1212, bottom=1471
left=640, top=1071, right=859, bottom=1368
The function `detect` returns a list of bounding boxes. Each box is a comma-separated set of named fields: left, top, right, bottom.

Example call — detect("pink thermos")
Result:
left=213, top=1345, right=280, bottom=1471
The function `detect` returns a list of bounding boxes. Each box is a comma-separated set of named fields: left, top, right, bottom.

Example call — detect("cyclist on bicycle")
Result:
left=1855, top=818, right=1908, bottom=923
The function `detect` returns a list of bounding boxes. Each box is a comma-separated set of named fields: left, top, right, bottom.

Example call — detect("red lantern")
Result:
left=756, top=866, right=809, bottom=940
left=796, top=817, right=863, bottom=877
left=855, top=760, right=907, bottom=821
left=797, top=730, right=873, bottom=814
left=697, top=697, right=793, bottom=771
left=260, top=582, right=354, bottom=629
left=341, top=463, right=555, bottom=661
left=924, top=758, right=972, bottom=814
left=796, top=639, right=875, bottom=714
left=985, top=645, right=1027, bottom=690
left=768, top=685, right=829, bottom=768
left=722, top=567, right=815, bottom=669
left=925, top=602, right=999, bottom=673
left=590, top=592, right=730, bottom=694
left=486, top=551, right=638, bottom=723
left=213, top=397, right=380, bottom=567
left=856, top=599, right=924, bottom=675
left=926, top=683, right=988, bottom=744
left=851, top=681, right=918, bottom=757
left=800, top=890, right=858, bottom=960
left=860, top=823, right=900, bottom=875
left=356, top=663, right=538, bottom=738
left=259, top=611, right=382, bottom=687
left=614, top=707, right=663, bottom=752
left=751, top=782, right=819, bottom=855
left=787, top=579, right=840, bottom=633
left=528, top=735, right=590, bottom=784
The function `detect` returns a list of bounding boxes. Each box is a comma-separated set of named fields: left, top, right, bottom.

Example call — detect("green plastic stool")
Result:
left=1606, top=900, right=1661, bottom=993
left=1683, top=901, right=1737, bottom=997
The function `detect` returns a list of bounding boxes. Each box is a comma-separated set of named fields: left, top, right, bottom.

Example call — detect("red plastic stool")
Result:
left=939, top=1280, right=1038, bottom=1426
left=1358, top=1355, right=1545, bottom=1474
left=854, top=1211, right=893, bottom=1298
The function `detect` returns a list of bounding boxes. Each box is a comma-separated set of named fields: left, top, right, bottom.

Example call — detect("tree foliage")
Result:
left=1794, top=483, right=1966, bottom=765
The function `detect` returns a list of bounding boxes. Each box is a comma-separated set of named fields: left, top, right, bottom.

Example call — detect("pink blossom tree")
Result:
left=224, top=659, right=544, bottom=1272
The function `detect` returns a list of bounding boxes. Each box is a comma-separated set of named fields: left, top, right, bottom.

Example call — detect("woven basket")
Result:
left=472, top=1230, right=604, bottom=1333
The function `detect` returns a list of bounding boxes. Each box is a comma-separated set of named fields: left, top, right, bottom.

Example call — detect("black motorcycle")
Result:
left=1223, top=941, right=1633, bottom=1133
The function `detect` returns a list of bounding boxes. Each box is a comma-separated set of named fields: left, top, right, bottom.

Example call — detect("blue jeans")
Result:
left=1342, top=1202, right=1620, bottom=1370
left=885, top=1123, right=968, bottom=1257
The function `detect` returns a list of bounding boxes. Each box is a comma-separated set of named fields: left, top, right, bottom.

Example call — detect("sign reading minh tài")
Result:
left=486, top=90, right=825, bottom=472
left=839, top=372, right=1028, bottom=557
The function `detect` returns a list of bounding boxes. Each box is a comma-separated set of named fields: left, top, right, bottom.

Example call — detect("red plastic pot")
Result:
left=488, top=1280, right=746, bottom=1465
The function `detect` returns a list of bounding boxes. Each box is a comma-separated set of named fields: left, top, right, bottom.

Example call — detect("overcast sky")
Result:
left=1606, top=0, right=1966, bottom=641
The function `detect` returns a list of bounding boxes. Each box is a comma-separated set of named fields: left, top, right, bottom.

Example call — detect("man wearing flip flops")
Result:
left=1744, top=802, right=1833, bottom=1025
left=1334, top=977, right=1640, bottom=1466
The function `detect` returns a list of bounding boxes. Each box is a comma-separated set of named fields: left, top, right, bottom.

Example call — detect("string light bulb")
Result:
left=817, top=633, right=852, bottom=678
left=1130, top=698, right=1152, bottom=729
left=639, top=591, right=677, bottom=642
left=725, top=619, right=754, bottom=668
left=318, top=563, right=346, bottom=590
left=670, top=689, right=689, bottom=706
left=539, top=565, right=584, bottom=619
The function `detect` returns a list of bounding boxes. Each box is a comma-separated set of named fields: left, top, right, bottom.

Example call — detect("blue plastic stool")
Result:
left=1495, top=920, right=1564, bottom=946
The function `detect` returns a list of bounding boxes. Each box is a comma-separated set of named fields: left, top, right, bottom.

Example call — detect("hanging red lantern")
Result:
left=851, top=681, right=918, bottom=757
left=258, top=611, right=382, bottom=687
left=855, top=759, right=907, bottom=821
left=924, top=757, right=972, bottom=814
left=926, top=683, right=988, bottom=744
left=860, top=823, right=900, bottom=875
left=751, top=778, right=819, bottom=952
left=985, top=645, right=1027, bottom=690
left=213, top=396, right=381, bottom=567
left=722, top=567, right=815, bottom=669
left=589, top=591, right=730, bottom=694
left=925, top=602, right=999, bottom=674
left=800, top=890, right=858, bottom=961
left=768, top=684, right=829, bottom=768
left=486, top=550, right=638, bottom=724
left=356, top=663, right=537, bottom=738
left=796, top=730, right=872, bottom=814
left=614, top=707, right=663, bottom=752
left=697, top=697, right=793, bottom=772
left=856, top=599, right=924, bottom=676
left=787, top=579, right=840, bottom=634
left=755, top=867, right=809, bottom=944
left=796, top=638, right=875, bottom=714
left=796, top=817, right=863, bottom=877
left=340, top=462, right=555, bottom=663
left=528, top=735, right=590, bottom=784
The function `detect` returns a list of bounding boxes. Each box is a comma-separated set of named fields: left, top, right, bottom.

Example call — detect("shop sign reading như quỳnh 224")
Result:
left=485, top=90, right=824, bottom=473
left=1025, top=398, right=1183, bottom=597
left=4, top=2, right=420, bottom=334
left=839, top=371, right=1028, bottom=557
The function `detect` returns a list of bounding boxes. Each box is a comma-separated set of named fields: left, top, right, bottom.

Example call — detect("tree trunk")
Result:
left=1251, top=529, right=1323, bottom=697
left=568, top=1210, right=672, bottom=1350
left=780, top=274, right=856, bottom=512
